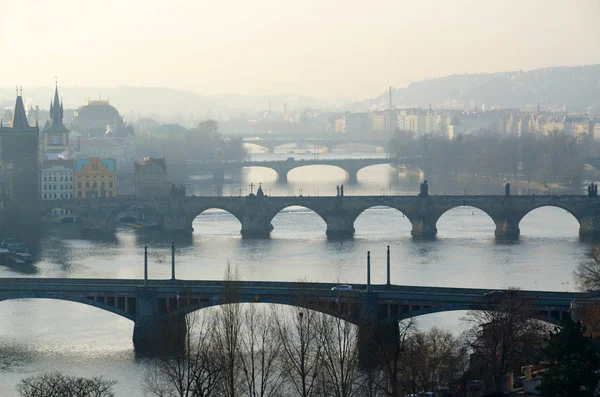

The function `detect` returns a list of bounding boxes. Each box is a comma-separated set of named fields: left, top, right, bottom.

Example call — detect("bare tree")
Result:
left=318, top=314, right=360, bottom=397
left=575, top=246, right=600, bottom=291
left=463, top=288, right=548, bottom=396
left=239, top=305, right=284, bottom=397
left=272, top=305, right=324, bottom=397
left=216, top=262, right=243, bottom=397
left=144, top=310, right=224, bottom=397
left=400, top=328, right=467, bottom=394
left=17, top=372, right=116, bottom=397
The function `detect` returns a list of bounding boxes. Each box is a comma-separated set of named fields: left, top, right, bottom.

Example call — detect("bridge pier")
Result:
left=358, top=294, right=398, bottom=370
left=276, top=170, right=289, bottom=184
left=410, top=219, right=437, bottom=239
left=346, top=169, right=358, bottom=184
left=494, top=218, right=520, bottom=240
left=133, top=288, right=187, bottom=354
left=162, top=213, right=193, bottom=232
left=325, top=215, right=355, bottom=238
left=240, top=212, right=274, bottom=238
left=578, top=216, right=600, bottom=239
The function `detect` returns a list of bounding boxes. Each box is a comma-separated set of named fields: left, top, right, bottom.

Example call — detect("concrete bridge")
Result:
left=41, top=194, right=600, bottom=239
left=0, top=277, right=585, bottom=357
left=187, top=157, right=421, bottom=183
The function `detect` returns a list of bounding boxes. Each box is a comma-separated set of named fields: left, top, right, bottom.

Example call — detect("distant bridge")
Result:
left=40, top=194, right=600, bottom=238
left=224, top=133, right=390, bottom=153
left=186, top=157, right=423, bottom=183
left=0, top=277, right=584, bottom=357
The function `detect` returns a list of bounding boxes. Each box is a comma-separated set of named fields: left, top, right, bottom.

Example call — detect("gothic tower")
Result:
left=43, top=83, right=70, bottom=159
left=0, top=89, right=41, bottom=238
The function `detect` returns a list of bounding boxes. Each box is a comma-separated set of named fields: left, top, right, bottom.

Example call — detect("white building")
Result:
left=41, top=159, right=74, bottom=200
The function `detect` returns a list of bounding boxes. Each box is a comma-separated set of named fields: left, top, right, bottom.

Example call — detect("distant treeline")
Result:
left=136, top=119, right=248, bottom=164
left=389, top=130, right=588, bottom=186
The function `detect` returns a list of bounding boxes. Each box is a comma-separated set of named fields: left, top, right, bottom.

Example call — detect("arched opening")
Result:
left=271, top=206, right=327, bottom=239
left=356, top=164, right=394, bottom=188
left=287, top=165, right=346, bottom=183
left=243, top=142, right=270, bottom=153
left=354, top=206, right=412, bottom=238
left=519, top=206, right=580, bottom=239
left=436, top=206, right=496, bottom=239
left=0, top=299, right=132, bottom=350
left=241, top=166, right=278, bottom=184
left=192, top=208, right=242, bottom=238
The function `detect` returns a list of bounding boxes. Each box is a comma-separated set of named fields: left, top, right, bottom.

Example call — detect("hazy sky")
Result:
left=2, top=0, right=600, bottom=100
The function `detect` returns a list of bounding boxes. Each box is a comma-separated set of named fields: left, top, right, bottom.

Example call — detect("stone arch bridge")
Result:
left=187, top=157, right=424, bottom=183
left=0, top=278, right=584, bottom=359
left=41, top=194, right=600, bottom=239
left=240, top=136, right=388, bottom=153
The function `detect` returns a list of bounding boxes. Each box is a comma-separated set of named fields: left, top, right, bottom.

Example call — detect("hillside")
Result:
left=351, top=64, right=600, bottom=113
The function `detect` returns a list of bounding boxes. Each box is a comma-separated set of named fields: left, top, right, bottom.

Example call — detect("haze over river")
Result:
left=0, top=149, right=591, bottom=395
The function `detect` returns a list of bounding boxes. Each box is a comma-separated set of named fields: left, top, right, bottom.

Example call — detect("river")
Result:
left=0, top=149, right=591, bottom=395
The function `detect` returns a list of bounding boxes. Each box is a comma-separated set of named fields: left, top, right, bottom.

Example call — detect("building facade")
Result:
left=73, top=158, right=117, bottom=199
left=41, top=160, right=73, bottom=200
left=133, top=157, right=169, bottom=198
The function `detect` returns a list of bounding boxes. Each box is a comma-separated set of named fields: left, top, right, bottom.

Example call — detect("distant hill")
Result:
left=350, top=65, right=600, bottom=113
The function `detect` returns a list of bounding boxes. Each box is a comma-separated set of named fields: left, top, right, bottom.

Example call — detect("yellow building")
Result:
left=73, top=158, right=117, bottom=199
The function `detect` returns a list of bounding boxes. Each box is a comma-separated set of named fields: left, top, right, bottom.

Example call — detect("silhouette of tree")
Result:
left=538, top=317, right=600, bottom=397
left=463, top=288, right=548, bottom=396
left=17, top=372, right=116, bottom=397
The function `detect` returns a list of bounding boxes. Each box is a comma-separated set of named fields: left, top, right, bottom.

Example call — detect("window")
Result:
left=53, top=193, right=57, bottom=199
left=53, top=177, right=56, bottom=181
left=43, top=193, right=47, bottom=199
left=43, top=176, right=47, bottom=181
left=109, top=182, right=113, bottom=189
left=92, top=182, right=97, bottom=189
left=53, top=185, right=57, bottom=190
left=78, top=191, right=82, bottom=198
left=60, top=177, right=63, bottom=182
left=85, top=182, right=89, bottom=188
left=101, top=182, right=105, bottom=189
left=78, top=182, right=82, bottom=189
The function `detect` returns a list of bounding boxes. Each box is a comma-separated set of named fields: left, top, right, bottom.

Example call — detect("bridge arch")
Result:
left=397, top=303, right=561, bottom=326
left=186, top=207, right=244, bottom=233
left=284, top=164, right=348, bottom=183
left=163, top=299, right=360, bottom=325
left=353, top=205, right=413, bottom=236
left=435, top=205, right=497, bottom=238
left=0, top=293, right=134, bottom=321
left=518, top=204, right=581, bottom=237
left=269, top=205, right=328, bottom=236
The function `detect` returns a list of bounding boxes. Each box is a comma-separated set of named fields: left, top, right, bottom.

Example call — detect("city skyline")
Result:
left=2, top=0, right=600, bottom=100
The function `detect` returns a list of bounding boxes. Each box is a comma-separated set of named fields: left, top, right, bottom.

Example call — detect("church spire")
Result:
left=11, top=88, right=30, bottom=130
left=45, top=82, right=68, bottom=133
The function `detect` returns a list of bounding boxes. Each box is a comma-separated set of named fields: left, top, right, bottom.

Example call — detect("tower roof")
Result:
left=11, top=94, right=29, bottom=130
left=45, top=85, right=68, bottom=133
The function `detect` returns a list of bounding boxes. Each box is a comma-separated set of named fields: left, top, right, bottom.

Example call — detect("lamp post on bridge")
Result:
left=387, top=245, right=391, bottom=286
left=171, top=241, right=176, bottom=281
left=367, top=251, right=371, bottom=292
left=144, top=245, right=148, bottom=287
